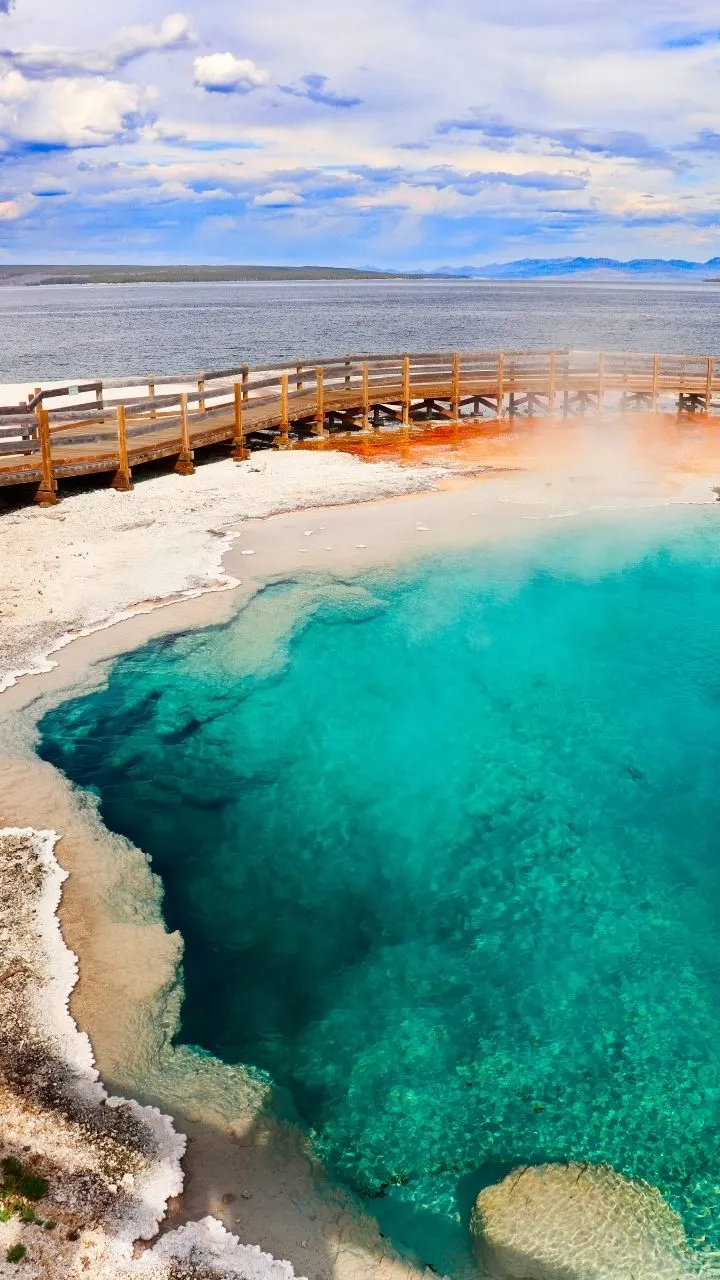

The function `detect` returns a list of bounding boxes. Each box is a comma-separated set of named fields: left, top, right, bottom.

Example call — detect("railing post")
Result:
left=548, top=352, right=557, bottom=415
left=149, top=379, right=156, bottom=421
left=34, top=406, right=58, bottom=506
left=402, top=354, right=411, bottom=430
left=112, top=404, right=133, bottom=491
left=314, top=368, right=326, bottom=437
left=198, top=376, right=206, bottom=415
left=345, top=356, right=351, bottom=389
left=231, top=381, right=249, bottom=460
left=497, top=353, right=505, bottom=420
left=296, top=362, right=303, bottom=392
left=24, top=389, right=41, bottom=455
left=706, top=356, right=713, bottom=415
left=362, top=361, right=370, bottom=431
left=175, top=392, right=195, bottom=475
left=242, top=364, right=249, bottom=403
left=278, top=374, right=291, bottom=448
left=451, top=352, right=460, bottom=421
left=651, top=355, right=659, bottom=413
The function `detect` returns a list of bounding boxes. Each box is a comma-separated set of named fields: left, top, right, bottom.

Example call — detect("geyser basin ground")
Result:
left=38, top=510, right=720, bottom=1272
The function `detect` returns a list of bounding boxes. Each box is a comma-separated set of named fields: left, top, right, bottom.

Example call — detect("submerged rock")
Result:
left=471, top=1162, right=701, bottom=1280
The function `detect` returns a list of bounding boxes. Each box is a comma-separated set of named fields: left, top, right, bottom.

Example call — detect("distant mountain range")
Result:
left=2, top=258, right=720, bottom=286
left=433, top=257, right=720, bottom=281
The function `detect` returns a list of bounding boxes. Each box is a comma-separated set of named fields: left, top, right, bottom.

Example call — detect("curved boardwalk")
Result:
left=1, top=348, right=718, bottom=505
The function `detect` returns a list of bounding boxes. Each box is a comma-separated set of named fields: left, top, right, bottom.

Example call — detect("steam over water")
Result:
left=39, top=509, right=720, bottom=1272
left=3, top=279, right=720, bottom=380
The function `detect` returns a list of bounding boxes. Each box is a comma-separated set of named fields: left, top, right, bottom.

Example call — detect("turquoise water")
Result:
left=39, top=511, right=720, bottom=1267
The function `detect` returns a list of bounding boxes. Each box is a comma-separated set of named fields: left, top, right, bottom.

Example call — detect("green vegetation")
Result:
left=0, top=1155, right=55, bottom=1254
left=0, top=263, right=434, bottom=287
left=17, top=1176, right=48, bottom=1203
left=1, top=1158, right=49, bottom=1204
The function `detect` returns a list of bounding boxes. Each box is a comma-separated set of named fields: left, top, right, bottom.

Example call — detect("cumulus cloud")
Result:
left=252, top=188, right=304, bottom=206
left=279, top=74, right=363, bottom=108
left=0, top=14, right=196, bottom=79
left=0, top=71, right=155, bottom=148
left=194, top=52, right=269, bottom=94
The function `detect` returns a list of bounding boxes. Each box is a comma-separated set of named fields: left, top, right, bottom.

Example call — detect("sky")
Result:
left=1, top=0, right=720, bottom=267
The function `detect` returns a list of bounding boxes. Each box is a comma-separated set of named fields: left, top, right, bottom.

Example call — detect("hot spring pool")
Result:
left=39, top=509, right=720, bottom=1270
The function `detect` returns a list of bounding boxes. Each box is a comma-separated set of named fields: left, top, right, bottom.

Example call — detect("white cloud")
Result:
left=252, top=187, right=304, bottom=206
left=194, top=53, right=270, bottom=94
left=0, top=196, right=30, bottom=219
left=1, top=14, right=197, bottom=79
left=0, top=73, right=154, bottom=147
left=111, top=14, right=197, bottom=67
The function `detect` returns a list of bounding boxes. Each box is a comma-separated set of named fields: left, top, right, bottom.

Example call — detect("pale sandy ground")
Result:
left=2, top=412, right=720, bottom=1279
left=0, top=450, right=447, bottom=692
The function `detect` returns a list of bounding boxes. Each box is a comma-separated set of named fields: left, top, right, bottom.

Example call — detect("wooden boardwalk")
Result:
left=2, top=348, right=719, bottom=505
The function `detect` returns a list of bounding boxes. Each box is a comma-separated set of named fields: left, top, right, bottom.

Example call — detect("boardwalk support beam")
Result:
left=175, top=393, right=195, bottom=475
left=231, top=382, right=249, bottom=460
left=112, top=405, right=133, bottom=491
left=34, top=407, right=58, bottom=506
left=314, top=368, right=326, bottom=437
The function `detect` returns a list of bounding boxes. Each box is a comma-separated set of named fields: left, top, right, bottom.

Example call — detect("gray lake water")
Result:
left=2, top=280, right=720, bottom=382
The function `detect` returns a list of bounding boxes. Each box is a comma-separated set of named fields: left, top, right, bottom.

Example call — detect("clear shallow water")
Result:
left=4, top=279, right=720, bottom=381
left=39, top=512, right=720, bottom=1269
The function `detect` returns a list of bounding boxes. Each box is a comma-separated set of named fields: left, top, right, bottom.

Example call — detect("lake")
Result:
left=2, top=279, right=720, bottom=382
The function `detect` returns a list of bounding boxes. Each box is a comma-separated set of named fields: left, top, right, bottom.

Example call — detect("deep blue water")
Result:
left=3, top=279, right=720, bottom=381
left=39, top=511, right=720, bottom=1268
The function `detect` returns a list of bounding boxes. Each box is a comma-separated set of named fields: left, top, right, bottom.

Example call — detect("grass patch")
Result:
left=6, top=1244, right=26, bottom=1263
left=18, top=1175, right=48, bottom=1202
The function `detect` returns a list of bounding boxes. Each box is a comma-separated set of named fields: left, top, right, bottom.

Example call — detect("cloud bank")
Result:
left=1, top=0, right=719, bottom=266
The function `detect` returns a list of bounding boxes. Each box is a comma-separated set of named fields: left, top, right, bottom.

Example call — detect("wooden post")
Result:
left=149, top=379, right=156, bottom=421
left=706, top=356, right=713, bottom=415
left=278, top=374, right=291, bottom=448
left=651, top=355, right=659, bottom=413
left=402, top=354, right=411, bottom=430
left=345, top=356, right=351, bottom=389
left=296, top=362, right=303, bottom=392
left=548, top=352, right=557, bottom=416
left=362, top=361, right=370, bottom=431
left=242, top=364, right=249, bottom=403
left=112, top=405, right=133, bottom=491
left=198, top=376, right=206, bottom=415
left=314, top=368, right=326, bottom=437
left=24, top=388, right=41, bottom=455
left=451, top=352, right=460, bottom=421
left=175, top=392, right=195, bottom=475
left=34, top=407, right=59, bottom=506
left=497, top=353, right=505, bottom=420
left=231, top=381, right=249, bottom=460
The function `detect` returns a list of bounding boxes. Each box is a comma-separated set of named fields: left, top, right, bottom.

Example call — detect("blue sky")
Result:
left=0, top=0, right=720, bottom=266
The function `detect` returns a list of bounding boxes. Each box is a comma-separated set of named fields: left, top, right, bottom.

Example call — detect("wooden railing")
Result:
left=1, top=349, right=718, bottom=505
